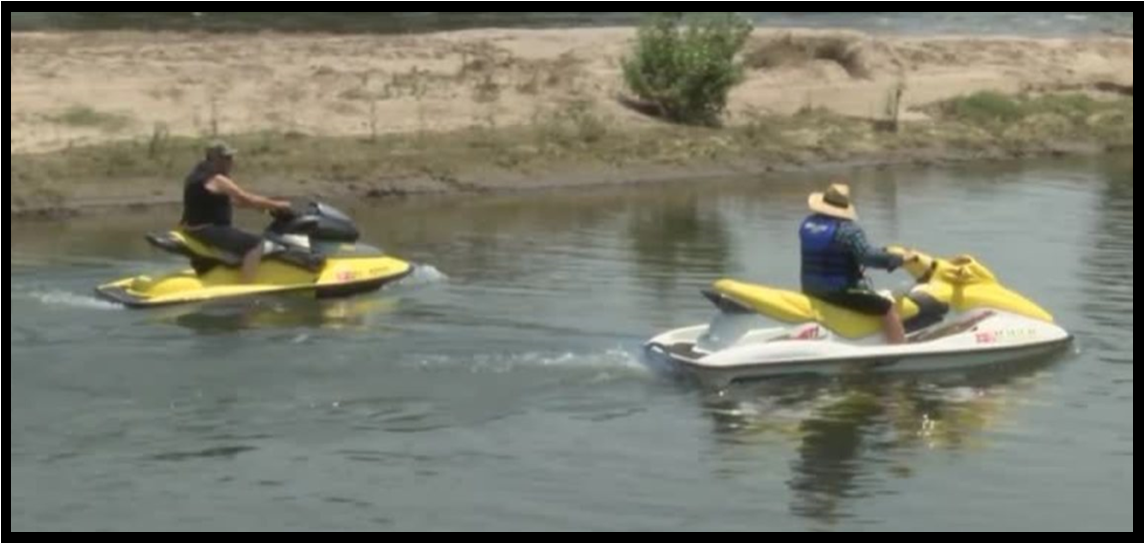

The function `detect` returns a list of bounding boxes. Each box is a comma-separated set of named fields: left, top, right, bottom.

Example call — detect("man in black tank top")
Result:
left=181, top=142, right=292, bottom=284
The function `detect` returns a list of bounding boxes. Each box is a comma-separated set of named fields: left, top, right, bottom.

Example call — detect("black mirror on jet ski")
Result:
left=266, top=201, right=360, bottom=243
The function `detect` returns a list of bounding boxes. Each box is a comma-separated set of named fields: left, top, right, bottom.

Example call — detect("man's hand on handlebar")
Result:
left=269, top=201, right=295, bottom=220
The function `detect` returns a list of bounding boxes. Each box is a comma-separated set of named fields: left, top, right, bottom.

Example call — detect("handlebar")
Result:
left=269, top=204, right=297, bottom=221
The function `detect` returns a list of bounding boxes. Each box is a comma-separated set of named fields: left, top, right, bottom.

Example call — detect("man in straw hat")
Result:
left=801, top=182, right=909, bottom=344
left=180, top=141, right=293, bottom=284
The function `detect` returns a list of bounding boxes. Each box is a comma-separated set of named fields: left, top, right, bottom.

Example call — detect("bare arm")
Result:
left=205, top=175, right=290, bottom=211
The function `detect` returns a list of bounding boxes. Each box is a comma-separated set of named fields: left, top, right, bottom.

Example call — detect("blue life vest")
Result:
left=800, top=215, right=862, bottom=293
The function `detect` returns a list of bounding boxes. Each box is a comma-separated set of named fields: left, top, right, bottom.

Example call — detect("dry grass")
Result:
left=452, top=41, right=585, bottom=98
left=745, top=33, right=884, bottom=79
left=933, top=91, right=1133, bottom=138
left=46, top=105, right=134, bottom=132
left=147, top=86, right=187, bottom=102
left=328, top=101, right=365, bottom=116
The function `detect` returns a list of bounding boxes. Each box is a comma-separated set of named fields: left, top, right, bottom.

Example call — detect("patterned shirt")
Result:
left=835, top=220, right=903, bottom=289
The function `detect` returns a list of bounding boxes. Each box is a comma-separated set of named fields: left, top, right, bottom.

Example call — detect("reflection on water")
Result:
left=361, top=194, right=620, bottom=285
left=143, top=296, right=404, bottom=335
left=701, top=358, right=1061, bottom=525
left=629, top=194, right=734, bottom=293
left=1081, top=155, right=1134, bottom=365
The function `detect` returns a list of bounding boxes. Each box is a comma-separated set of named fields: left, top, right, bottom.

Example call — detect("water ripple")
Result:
left=148, top=446, right=258, bottom=463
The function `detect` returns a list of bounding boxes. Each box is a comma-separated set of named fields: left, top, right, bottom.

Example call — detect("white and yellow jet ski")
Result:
left=645, top=249, right=1073, bottom=385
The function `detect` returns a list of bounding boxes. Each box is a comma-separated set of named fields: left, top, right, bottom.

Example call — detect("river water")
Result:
left=9, top=155, right=1134, bottom=531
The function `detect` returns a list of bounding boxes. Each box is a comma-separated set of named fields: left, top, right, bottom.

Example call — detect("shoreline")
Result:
left=11, top=143, right=1124, bottom=221
left=9, top=27, right=1134, bottom=219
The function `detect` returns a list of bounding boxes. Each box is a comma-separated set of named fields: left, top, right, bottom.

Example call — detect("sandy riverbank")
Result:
left=9, top=27, right=1134, bottom=217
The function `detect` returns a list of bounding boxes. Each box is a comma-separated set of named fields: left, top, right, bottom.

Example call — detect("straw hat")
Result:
left=808, top=183, right=858, bottom=221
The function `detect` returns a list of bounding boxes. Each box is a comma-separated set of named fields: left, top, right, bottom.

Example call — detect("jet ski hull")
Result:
left=96, top=256, right=414, bottom=309
left=646, top=312, right=1073, bottom=385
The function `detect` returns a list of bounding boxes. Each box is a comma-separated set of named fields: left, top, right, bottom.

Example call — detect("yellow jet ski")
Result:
left=96, top=202, right=414, bottom=308
left=645, top=249, right=1073, bottom=385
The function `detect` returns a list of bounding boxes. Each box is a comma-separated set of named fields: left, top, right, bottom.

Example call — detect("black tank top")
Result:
left=181, top=162, right=233, bottom=227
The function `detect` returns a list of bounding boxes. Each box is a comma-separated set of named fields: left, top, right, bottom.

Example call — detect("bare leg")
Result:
left=884, top=306, right=906, bottom=345
left=241, top=245, right=263, bottom=284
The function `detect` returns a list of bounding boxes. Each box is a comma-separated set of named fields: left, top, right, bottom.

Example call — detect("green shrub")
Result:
left=622, top=12, right=754, bottom=126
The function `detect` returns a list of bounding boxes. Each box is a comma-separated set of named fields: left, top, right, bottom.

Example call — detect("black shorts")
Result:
left=186, top=225, right=263, bottom=256
left=815, top=289, right=894, bottom=316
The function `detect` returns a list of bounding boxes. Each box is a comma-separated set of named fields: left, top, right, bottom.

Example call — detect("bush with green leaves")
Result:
left=622, top=12, right=754, bottom=127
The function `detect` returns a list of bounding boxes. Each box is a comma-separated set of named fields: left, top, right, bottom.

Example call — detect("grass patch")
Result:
left=338, top=87, right=374, bottom=102
left=471, top=73, right=502, bottom=104
left=47, top=105, right=133, bottom=132
left=534, top=99, right=609, bottom=148
left=934, top=91, right=1134, bottom=142
left=146, top=86, right=187, bottom=102
left=451, top=41, right=586, bottom=98
left=936, top=91, right=1027, bottom=125
left=328, top=101, right=364, bottom=116
left=936, top=92, right=1118, bottom=125
left=515, top=52, right=586, bottom=95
